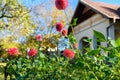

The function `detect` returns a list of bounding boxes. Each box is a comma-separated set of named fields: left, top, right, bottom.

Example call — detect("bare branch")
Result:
left=0, top=3, right=8, bottom=18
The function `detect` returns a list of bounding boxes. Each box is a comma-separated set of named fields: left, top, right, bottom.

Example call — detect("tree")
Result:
left=0, top=0, right=37, bottom=41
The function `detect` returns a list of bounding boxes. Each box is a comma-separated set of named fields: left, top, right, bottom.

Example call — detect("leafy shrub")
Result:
left=1, top=30, right=120, bottom=80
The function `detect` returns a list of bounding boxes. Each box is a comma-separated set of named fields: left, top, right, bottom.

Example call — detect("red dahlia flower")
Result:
left=63, top=49, right=75, bottom=59
left=28, top=49, right=38, bottom=57
left=62, top=29, right=67, bottom=36
left=36, top=34, right=42, bottom=41
left=56, top=22, right=63, bottom=32
left=55, top=0, right=68, bottom=10
left=7, top=48, right=19, bottom=56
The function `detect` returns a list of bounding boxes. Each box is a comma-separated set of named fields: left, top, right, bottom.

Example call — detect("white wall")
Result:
left=74, top=14, right=110, bottom=49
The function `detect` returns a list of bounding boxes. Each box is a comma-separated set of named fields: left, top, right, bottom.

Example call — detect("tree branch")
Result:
left=0, top=3, right=8, bottom=18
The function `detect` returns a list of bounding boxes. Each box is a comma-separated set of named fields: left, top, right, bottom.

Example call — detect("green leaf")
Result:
left=115, top=38, right=120, bottom=47
left=72, top=18, right=78, bottom=26
left=76, top=61, right=85, bottom=68
left=68, top=33, right=77, bottom=44
left=87, top=50, right=100, bottom=56
left=83, top=38, right=92, bottom=43
left=39, top=52, right=45, bottom=58
left=93, top=30, right=106, bottom=42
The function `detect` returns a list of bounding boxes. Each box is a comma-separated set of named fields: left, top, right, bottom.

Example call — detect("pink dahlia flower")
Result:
left=7, top=48, right=19, bottom=56
left=28, top=49, right=38, bottom=57
left=36, top=34, right=42, bottom=41
left=63, top=49, right=75, bottom=59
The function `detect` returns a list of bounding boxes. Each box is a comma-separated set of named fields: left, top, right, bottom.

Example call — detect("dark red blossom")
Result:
left=7, top=48, right=19, bottom=56
left=55, top=0, right=68, bottom=10
left=63, top=49, right=75, bottom=59
left=56, top=22, right=63, bottom=32
left=62, top=29, right=67, bottom=36
left=28, top=49, right=38, bottom=57
left=36, top=34, right=42, bottom=41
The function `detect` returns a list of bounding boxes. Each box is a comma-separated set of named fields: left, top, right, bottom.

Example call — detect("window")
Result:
left=114, top=21, right=120, bottom=40
left=107, top=25, right=115, bottom=39
left=79, top=37, right=90, bottom=53
left=115, top=30, right=120, bottom=40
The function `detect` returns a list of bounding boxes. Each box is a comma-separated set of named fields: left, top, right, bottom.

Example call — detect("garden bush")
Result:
left=0, top=29, right=120, bottom=80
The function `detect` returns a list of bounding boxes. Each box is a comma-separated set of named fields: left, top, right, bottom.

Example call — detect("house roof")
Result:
left=68, top=0, right=120, bottom=34
left=80, top=0, right=120, bottom=19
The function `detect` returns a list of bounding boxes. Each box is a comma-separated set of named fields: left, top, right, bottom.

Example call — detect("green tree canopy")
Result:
left=0, top=0, right=37, bottom=40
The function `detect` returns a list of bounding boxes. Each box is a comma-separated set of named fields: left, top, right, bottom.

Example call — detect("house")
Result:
left=69, top=0, right=120, bottom=50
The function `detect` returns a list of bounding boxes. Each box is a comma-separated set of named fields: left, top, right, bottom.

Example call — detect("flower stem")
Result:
left=64, top=10, right=75, bottom=37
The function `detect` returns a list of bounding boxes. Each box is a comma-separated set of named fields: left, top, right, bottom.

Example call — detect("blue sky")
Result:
left=22, top=0, right=120, bottom=12
left=71, top=0, right=120, bottom=11
left=94, top=0, right=120, bottom=5
left=22, top=0, right=79, bottom=10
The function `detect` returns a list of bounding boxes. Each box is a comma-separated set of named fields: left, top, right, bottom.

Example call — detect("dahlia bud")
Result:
left=55, top=0, right=68, bottom=10
left=56, top=22, right=63, bottom=32
left=73, top=43, right=78, bottom=49
left=62, top=29, right=67, bottom=36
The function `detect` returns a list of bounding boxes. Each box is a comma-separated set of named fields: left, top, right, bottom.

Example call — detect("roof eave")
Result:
left=80, top=0, right=120, bottom=19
